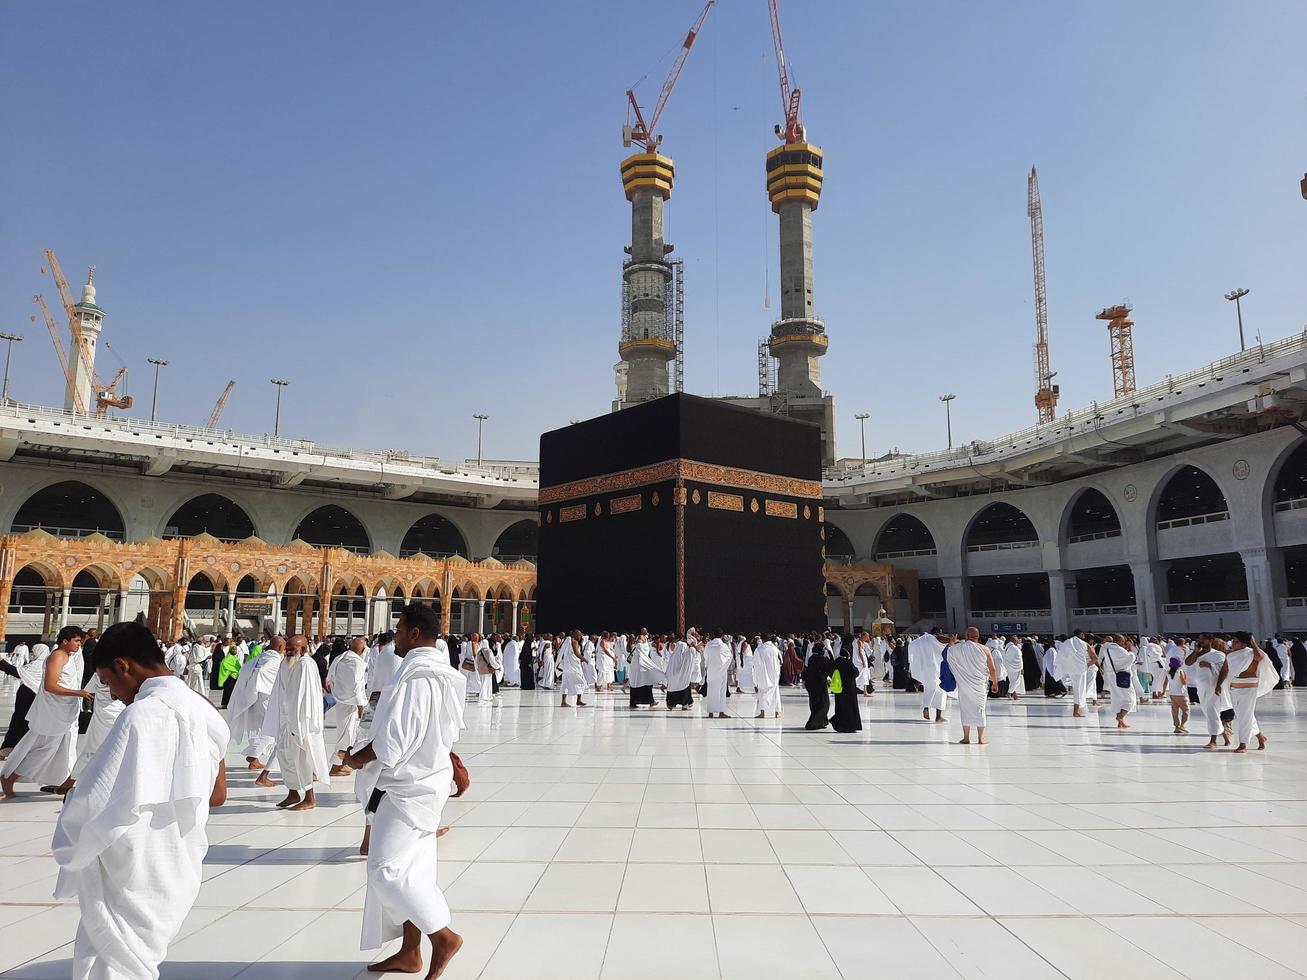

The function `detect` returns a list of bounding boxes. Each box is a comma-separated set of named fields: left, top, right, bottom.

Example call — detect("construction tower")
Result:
left=1097, top=304, right=1136, bottom=398
left=763, top=0, right=834, bottom=464
left=1028, top=167, right=1059, bottom=423
left=66, top=268, right=104, bottom=415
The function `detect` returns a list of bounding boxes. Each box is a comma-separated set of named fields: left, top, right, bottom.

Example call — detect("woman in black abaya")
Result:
left=829, top=650, right=863, bottom=733
left=803, top=652, right=833, bottom=730
left=1292, top=637, right=1307, bottom=688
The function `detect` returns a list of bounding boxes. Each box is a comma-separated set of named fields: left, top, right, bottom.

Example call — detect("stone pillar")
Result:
left=301, top=597, right=314, bottom=639
left=1130, top=561, right=1163, bottom=637
left=226, top=590, right=237, bottom=634
left=844, top=598, right=854, bottom=634
left=42, top=589, right=54, bottom=638
left=1242, top=547, right=1279, bottom=637
left=59, top=588, right=71, bottom=628
left=117, top=589, right=129, bottom=628
left=440, top=592, right=452, bottom=635
left=477, top=599, right=485, bottom=634
left=0, top=544, right=15, bottom=644
left=942, top=575, right=967, bottom=632
left=1047, top=569, right=1071, bottom=636
left=511, top=600, right=519, bottom=635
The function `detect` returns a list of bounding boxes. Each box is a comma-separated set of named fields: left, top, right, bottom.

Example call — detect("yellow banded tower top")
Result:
left=621, top=151, right=675, bottom=201
left=766, top=142, right=823, bottom=213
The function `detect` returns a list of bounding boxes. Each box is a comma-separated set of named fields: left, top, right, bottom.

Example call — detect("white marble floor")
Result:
left=3, top=680, right=1307, bottom=979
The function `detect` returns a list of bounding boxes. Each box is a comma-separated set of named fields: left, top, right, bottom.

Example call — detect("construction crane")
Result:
left=208, top=380, right=236, bottom=428
left=768, top=0, right=804, bottom=143
left=1097, top=303, right=1137, bottom=397
left=40, top=250, right=132, bottom=415
left=623, top=0, right=716, bottom=152
left=1029, top=167, right=1058, bottom=423
left=31, top=294, right=86, bottom=414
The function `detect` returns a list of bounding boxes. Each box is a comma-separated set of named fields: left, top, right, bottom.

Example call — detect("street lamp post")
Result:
left=939, top=394, right=957, bottom=449
left=1224, top=288, right=1250, bottom=352
left=270, top=378, right=289, bottom=436
left=146, top=357, right=169, bottom=421
left=473, top=413, right=489, bottom=467
left=0, top=332, right=24, bottom=404
left=854, top=412, right=870, bottom=465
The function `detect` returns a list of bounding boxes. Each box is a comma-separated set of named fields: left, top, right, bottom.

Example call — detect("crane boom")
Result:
left=768, top=0, right=803, bottom=143
left=208, top=380, right=236, bottom=428
left=1029, top=167, right=1058, bottom=423
left=42, top=249, right=100, bottom=397
left=33, top=294, right=86, bottom=414
left=625, top=0, right=716, bottom=151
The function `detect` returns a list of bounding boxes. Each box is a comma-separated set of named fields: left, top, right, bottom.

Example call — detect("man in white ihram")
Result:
left=949, top=628, right=1000, bottom=745
left=226, top=635, right=283, bottom=783
left=908, top=627, right=950, bottom=722
left=703, top=630, right=733, bottom=718
left=52, top=621, right=228, bottom=980
left=346, top=602, right=466, bottom=979
left=327, top=635, right=369, bottom=776
left=259, top=635, right=331, bottom=811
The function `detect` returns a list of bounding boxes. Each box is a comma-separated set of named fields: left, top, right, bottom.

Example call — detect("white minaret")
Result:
left=65, top=266, right=103, bottom=414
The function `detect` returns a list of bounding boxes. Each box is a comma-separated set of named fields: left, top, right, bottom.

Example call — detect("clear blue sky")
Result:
left=2, top=1, right=1304, bottom=462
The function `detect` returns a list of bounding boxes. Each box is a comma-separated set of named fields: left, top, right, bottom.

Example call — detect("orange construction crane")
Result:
left=623, top=1, right=715, bottom=152
left=768, top=0, right=804, bottom=143
left=1029, top=167, right=1058, bottom=423
left=32, top=294, right=86, bottom=414
left=208, top=380, right=236, bottom=428
left=1097, top=303, right=1136, bottom=397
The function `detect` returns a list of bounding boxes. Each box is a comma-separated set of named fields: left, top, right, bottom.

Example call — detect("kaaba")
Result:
left=536, top=393, right=826, bottom=635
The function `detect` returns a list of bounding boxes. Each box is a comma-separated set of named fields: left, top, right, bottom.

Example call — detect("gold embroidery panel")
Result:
left=707, top=491, right=744, bottom=512
left=764, top=499, right=798, bottom=519
left=610, top=494, right=643, bottom=515
left=559, top=504, right=587, bottom=523
left=538, top=458, right=820, bottom=505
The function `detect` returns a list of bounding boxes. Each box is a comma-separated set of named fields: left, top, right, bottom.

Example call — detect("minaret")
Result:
left=618, top=151, right=676, bottom=403
left=65, top=267, right=104, bottom=415
left=766, top=142, right=834, bottom=464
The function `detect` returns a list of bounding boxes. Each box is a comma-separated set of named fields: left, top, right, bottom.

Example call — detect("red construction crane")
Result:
left=768, top=0, right=804, bottom=143
left=1029, top=167, right=1058, bottom=423
left=31, top=294, right=86, bottom=414
left=1097, top=303, right=1137, bottom=398
left=623, top=0, right=716, bottom=151
left=208, top=380, right=236, bottom=428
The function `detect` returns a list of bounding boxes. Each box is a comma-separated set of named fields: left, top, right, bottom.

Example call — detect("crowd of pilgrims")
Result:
left=0, top=615, right=1301, bottom=977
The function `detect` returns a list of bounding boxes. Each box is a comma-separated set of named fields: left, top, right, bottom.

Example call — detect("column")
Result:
left=1130, top=560, right=1163, bottom=637
left=0, top=578, right=12, bottom=646
left=511, top=600, right=519, bottom=635
left=440, top=592, right=452, bottom=635
left=844, top=598, right=854, bottom=633
left=59, top=588, right=71, bottom=628
left=301, top=597, right=315, bottom=638
left=117, top=589, right=129, bottom=626
left=477, top=599, right=485, bottom=634
left=1047, top=569, right=1070, bottom=636
left=42, top=589, right=54, bottom=637
left=1242, top=547, right=1278, bottom=637
left=942, top=575, right=967, bottom=632
left=226, top=591, right=236, bottom=634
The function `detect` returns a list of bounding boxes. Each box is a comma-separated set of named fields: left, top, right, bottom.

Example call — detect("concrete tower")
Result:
left=65, top=267, right=103, bottom=415
left=618, top=151, right=676, bottom=404
left=766, top=142, right=835, bottom=463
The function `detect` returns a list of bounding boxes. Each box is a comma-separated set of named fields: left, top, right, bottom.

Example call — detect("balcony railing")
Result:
left=969, top=609, right=1052, bottom=619
left=1071, top=605, right=1138, bottom=616
left=1067, top=529, right=1123, bottom=545
left=10, top=524, right=125, bottom=541
left=1156, top=511, right=1229, bottom=531
left=1274, top=497, right=1307, bottom=514
left=1162, top=600, right=1249, bottom=613
left=966, top=540, right=1039, bottom=554
left=874, top=548, right=938, bottom=560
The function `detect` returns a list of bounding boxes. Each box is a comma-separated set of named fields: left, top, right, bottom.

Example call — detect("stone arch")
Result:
left=492, top=520, right=537, bottom=561
left=873, top=514, right=938, bottom=558
left=162, top=493, right=258, bottom=541
left=400, top=513, right=470, bottom=558
left=291, top=504, right=372, bottom=553
left=1150, top=463, right=1230, bottom=526
left=1266, top=437, right=1307, bottom=510
left=9, top=564, right=57, bottom=612
left=1060, top=486, right=1122, bottom=542
left=824, top=523, right=856, bottom=560
left=962, top=501, right=1040, bottom=551
left=11, top=479, right=127, bottom=540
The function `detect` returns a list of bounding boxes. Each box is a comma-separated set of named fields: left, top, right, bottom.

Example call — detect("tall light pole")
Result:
left=854, top=412, right=870, bottom=465
left=0, top=332, right=23, bottom=404
left=939, top=394, right=957, bottom=449
left=270, top=378, right=289, bottom=436
left=146, top=357, right=169, bottom=421
left=473, top=413, right=489, bottom=467
left=1224, top=288, right=1250, bottom=352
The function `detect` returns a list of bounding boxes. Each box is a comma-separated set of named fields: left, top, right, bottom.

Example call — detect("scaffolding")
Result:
left=1097, top=303, right=1137, bottom=397
left=672, top=260, right=684, bottom=393
left=758, top=337, right=778, bottom=396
